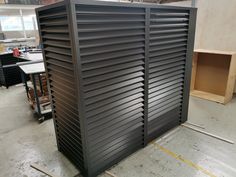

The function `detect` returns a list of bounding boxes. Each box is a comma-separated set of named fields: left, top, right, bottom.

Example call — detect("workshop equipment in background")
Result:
left=13, top=48, right=21, bottom=57
left=19, top=61, right=52, bottom=122
left=0, top=53, right=29, bottom=88
left=27, top=73, right=50, bottom=111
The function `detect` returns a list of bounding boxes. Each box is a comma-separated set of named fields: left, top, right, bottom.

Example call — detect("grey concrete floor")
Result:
left=0, top=85, right=236, bottom=177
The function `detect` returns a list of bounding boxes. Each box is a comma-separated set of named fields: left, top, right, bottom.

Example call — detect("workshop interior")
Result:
left=0, top=0, right=236, bottom=177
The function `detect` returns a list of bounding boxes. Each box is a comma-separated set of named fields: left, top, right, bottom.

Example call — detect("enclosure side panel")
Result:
left=180, top=8, right=197, bottom=122
left=36, top=1, right=85, bottom=172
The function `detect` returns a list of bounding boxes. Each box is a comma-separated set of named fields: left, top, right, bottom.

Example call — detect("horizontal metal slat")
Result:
left=148, top=107, right=180, bottom=134
left=88, top=101, right=143, bottom=126
left=47, top=64, right=74, bottom=77
left=39, top=11, right=67, bottom=19
left=149, top=95, right=182, bottom=113
left=41, top=26, right=69, bottom=33
left=89, top=128, right=142, bottom=156
left=90, top=142, right=142, bottom=174
left=77, top=11, right=145, bottom=15
left=89, top=125, right=142, bottom=152
left=53, top=101, right=79, bottom=121
left=40, top=19, right=68, bottom=26
left=55, top=118, right=81, bottom=139
left=83, top=60, right=144, bottom=78
left=52, top=95, right=78, bottom=115
left=45, top=46, right=72, bottom=56
left=77, top=14, right=144, bottom=21
left=149, top=90, right=182, bottom=108
left=89, top=117, right=143, bottom=142
left=86, top=93, right=143, bottom=118
left=149, top=74, right=184, bottom=89
left=151, top=18, right=188, bottom=23
left=48, top=73, right=74, bottom=87
left=149, top=57, right=185, bottom=68
left=89, top=121, right=143, bottom=146
left=54, top=109, right=80, bottom=129
left=78, top=25, right=144, bottom=33
left=88, top=112, right=143, bottom=136
left=76, top=4, right=145, bottom=14
left=150, top=23, right=188, bottom=29
left=150, top=28, right=187, bottom=35
left=47, top=59, right=73, bottom=71
left=149, top=42, right=187, bottom=52
left=79, top=30, right=144, bottom=41
left=151, top=12, right=189, bottom=17
left=82, top=54, right=144, bottom=71
left=149, top=78, right=184, bottom=94
left=86, top=88, right=144, bottom=111
left=80, top=42, right=144, bottom=57
left=51, top=84, right=76, bottom=101
left=85, top=82, right=144, bottom=105
left=150, top=33, right=187, bottom=41
left=42, top=34, right=69, bottom=41
left=50, top=79, right=76, bottom=95
left=87, top=98, right=143, bottom=122
left=149, top=51, right=186, bottom=62
left=149, top=47, right=186, bottom=58
left=81, top=48, right=144, bottom=64
left=51, top=93, right=77, bottom=112
left=52, top=91, right=77, bottom=108
left=149, top=102, right=182, bottom=121
left=88, top=105, right=143, bottom=131
left=80, top=35, right=144, bottom=49
left=77, top=19, right=145, bottom=24
left=56, top=125, right=82, bottom=146
left=57, top=134, right=82, bottom=151
left=84, top=66, right=144, bottom=86
left=45, top=52, right=73, bottom=63
left=90, top=137, right=142, bottom=165
left=149, top=70, right=184, bottom=84
left=149, top=61, right=185, bottom=74
left=149, top=82, right=183, bottom=99
left=43, top=40, right=71, bottom=48
left=85, top=77, right=144, bottom=98
left=58, top=138, right=83, bottom=160
left=149, top=65, right=184, bottom=79
left=150, top=38, right=187, bottom=47
left=84, top=71, right=144, bottom=92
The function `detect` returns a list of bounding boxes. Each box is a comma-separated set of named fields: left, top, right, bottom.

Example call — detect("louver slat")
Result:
left=36, top=3, right=84, bottom=173
left=36, top=1, right=196, bottom=176
left=76, top=5, right=145, bottom=176
left=147, top=8, right=190, bottom=140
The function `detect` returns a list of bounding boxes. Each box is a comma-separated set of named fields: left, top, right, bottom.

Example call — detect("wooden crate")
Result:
left=191, top=49, right=236, bottom=104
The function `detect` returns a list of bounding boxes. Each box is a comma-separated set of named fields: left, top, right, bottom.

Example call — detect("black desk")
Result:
left=0, top=52, right=28, bottom=88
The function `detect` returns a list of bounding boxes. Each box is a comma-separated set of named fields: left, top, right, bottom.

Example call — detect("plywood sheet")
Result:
left=194, top=53, right=231, bottom=96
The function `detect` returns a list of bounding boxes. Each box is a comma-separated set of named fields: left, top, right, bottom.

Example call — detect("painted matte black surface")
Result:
left=0, top=53, right=28, bottom=88
left=36, top=1, right=196, bottom=176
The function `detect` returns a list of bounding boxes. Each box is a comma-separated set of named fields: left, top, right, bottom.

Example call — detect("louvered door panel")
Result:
left=76, top=4, right=145, bottom=176
left=147, top=8, right=189, bottom=141
left=37, top=3, right=84, bottom=171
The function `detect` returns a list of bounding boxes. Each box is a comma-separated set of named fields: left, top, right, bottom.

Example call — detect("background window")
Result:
left=0, top=16, right=23, bottom=31
left=23, top=15, right=37, bottom=30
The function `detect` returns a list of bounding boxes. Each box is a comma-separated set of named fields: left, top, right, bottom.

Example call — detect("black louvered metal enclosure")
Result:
left=36, top=1, right=196, bottom=176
